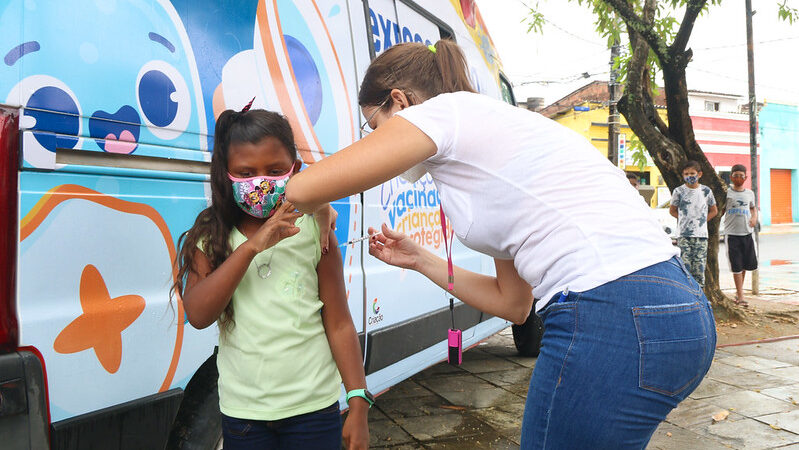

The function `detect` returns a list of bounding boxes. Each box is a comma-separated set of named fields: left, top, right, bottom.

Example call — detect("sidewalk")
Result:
left=760, top=222, right=799, bottom=235
left=369, top=331, right=799, bottom=449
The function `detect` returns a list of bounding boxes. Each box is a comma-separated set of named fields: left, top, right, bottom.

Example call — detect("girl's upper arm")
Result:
left=184, top=247, right=213, bottom=296
left=317, top=231, right=347, bottom=302
left=286, top=116, right=437, bottom=213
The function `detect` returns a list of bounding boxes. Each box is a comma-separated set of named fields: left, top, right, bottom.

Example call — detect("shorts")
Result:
left=726, top=234, right=758, bottom=273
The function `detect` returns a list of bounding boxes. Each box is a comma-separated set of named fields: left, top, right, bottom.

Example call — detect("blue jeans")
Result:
left=222, top=402, right=342, bottom=449
left=521, top=256, right=716, bottom=449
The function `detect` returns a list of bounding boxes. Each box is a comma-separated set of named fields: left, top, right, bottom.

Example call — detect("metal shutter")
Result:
left=770, top=169, right=793, bottom=224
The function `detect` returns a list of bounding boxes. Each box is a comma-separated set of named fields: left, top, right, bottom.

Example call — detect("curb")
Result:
left=717, top=334, right=799, bottom=348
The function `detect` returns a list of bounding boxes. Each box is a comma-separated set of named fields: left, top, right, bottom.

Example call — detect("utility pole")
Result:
left=607, top=38, right=621, bottom=166
left=745, top=0, right=760, bottom=294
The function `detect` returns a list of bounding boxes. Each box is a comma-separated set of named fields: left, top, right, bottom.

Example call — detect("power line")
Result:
left=688, top=66, right=799, bottom=96
left=513, top=67, right=609, bottom=86
left=516, top=0, right=607, bottom=47
left=694, top=35, right=799, bottom=51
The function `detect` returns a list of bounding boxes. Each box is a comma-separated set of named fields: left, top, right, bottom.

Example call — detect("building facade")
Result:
left=759, top=103, right=799, bottom=225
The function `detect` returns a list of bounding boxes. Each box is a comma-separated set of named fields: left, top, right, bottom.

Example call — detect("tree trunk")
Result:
left=616, top=10, right=748, bottom=321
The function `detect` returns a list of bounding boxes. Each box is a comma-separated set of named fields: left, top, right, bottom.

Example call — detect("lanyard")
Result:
left=439, top=204, right=454, bottom=291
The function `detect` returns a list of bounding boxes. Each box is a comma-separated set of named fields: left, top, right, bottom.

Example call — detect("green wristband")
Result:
left=346, top=388, right=375, bottom=408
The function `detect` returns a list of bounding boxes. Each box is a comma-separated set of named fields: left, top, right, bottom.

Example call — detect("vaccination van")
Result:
left=0, top=0, right=541, bottom=448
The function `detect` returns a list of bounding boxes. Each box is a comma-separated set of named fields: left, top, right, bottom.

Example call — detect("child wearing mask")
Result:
left=723, top=164, right=758, bottom=306
left=670, top=160, right=719, bottom=286
left=172, top=106, right=370, bottom=449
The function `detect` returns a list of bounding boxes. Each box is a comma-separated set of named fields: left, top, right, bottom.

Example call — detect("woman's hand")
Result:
left=342, top=402, right=369, bottom=450
left=246, top=201, right=302, bottom=254
left=368, top=223, right=424, bottom=271
left=314, top=203, right=338, bottom=254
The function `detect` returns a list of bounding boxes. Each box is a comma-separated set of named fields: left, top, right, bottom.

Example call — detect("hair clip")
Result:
left=427, top=44, right=437, bottom=54
left=241, top=97, right=255, bottom=113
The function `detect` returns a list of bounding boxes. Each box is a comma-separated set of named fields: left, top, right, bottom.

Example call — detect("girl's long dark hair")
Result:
left=171, top=109, right=297, bottom=333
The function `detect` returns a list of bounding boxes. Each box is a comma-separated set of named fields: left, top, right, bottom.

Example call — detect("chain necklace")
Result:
left=256, top=249, right=275, bottom=279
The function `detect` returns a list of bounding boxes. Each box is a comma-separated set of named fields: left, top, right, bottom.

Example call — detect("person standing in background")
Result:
left=670, top=160, right=718, bottom=287
left=723, top=164, right=758, bottom=306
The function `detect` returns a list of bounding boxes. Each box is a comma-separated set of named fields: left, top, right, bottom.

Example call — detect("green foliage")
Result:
left=522, top=2, right=545, bottom=34
left=778, top=0, right=799, bottom=23
left=627, top=134, right=649, bottom=171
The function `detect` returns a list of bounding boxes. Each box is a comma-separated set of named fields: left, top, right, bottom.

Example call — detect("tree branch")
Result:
left=603, top=0, right=669, bottom=62
left=670, top=0, right=707, bottom=62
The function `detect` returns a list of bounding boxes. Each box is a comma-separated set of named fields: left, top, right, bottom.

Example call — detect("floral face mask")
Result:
left=228, top=172, right=291, bottom=219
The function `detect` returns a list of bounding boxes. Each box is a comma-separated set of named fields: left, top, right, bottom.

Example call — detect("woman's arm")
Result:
left=317, top=231, right=369, bottom=450
left=286, top=116, right=437, bottom=214
left=182, top=203, right=302, bottom=329
left=369, top=225, right=534, bottom=324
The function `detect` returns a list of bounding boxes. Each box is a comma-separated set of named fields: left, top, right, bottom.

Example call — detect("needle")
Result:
left=340, top=231, right=383, bottom=247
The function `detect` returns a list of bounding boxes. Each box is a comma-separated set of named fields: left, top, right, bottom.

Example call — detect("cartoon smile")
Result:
left=89, top=106, right=141, bottom=154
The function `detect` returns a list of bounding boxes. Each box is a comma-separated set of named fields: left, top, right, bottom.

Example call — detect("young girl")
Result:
left=173, top=107, right=370, bottom=449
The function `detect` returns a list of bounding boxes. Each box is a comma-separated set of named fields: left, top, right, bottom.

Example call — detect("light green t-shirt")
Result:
left=215, top=215, right=341, bottom=420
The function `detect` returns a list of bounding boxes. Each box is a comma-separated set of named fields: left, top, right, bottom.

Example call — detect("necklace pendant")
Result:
left=258, top=263, right=272, bottom=279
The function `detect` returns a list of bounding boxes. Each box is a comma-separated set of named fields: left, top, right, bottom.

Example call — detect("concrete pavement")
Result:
left=368, top=330, right=799, bottom=449
left=366, top=230, right=799, bottom=449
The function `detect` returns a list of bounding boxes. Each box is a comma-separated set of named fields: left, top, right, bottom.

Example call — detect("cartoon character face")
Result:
left=260, top=180, right=275, bottom=194
left=1, top=0, right=207, bottom=169
left=247, top=190, right=262, bottom=205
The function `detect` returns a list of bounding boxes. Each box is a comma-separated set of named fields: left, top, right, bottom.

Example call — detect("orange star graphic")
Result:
left=54, top=264, right=145, bottom=373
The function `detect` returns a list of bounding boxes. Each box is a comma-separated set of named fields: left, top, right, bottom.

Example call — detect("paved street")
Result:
left=368, top=228, right=799, bottom=449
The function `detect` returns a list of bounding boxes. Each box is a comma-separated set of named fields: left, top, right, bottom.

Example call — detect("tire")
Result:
left=512, top=310, right=544, bottom=357
left=166, top=352, right=223, bottom=450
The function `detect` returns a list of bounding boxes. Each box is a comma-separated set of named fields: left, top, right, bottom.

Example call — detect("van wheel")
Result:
left=511, top=311, right=544, bottom=357
left=166, top=352, right=222, bottom=450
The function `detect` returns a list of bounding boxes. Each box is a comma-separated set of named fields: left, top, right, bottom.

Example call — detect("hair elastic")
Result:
left=241, top=97, right=255, bottom=113
left=427, top=44, right=437, bottom=54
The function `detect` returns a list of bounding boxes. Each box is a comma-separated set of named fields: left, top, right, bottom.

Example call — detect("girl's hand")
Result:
left=314, top=203, right=338, bottom=254
left=342, top=405, right=369, bottom=450
left=368, top=223, right=423, bottom=271
left=247, top=201, right=303, bottom=253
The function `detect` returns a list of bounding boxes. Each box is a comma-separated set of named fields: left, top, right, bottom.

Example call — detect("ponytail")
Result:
left=358, top=39, right=475, bottom=108
left=432, top=40, right=475, bottom=94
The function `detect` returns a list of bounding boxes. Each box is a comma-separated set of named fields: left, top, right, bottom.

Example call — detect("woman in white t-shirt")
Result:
left=286, top=40, right=715, bottom=449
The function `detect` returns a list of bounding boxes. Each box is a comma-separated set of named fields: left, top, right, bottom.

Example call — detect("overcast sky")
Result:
left=475, top=0, right=799, bottom=107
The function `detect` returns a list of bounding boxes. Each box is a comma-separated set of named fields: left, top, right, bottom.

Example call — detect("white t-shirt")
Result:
left=396, top=92, right=678, bottom=311
left=671, top=184, right=716, bottom=238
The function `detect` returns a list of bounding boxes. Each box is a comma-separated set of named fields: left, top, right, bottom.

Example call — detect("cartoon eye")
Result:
left=135, top=60, right=190, bottom=140
left=6, top=75, right=82, bottom=168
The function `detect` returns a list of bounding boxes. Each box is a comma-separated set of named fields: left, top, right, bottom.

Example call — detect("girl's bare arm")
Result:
left=317, top=231, right=369, bottom=449
left=182, top=244, right=257, bottom=329
left=182, top=203, right=302, bottom=329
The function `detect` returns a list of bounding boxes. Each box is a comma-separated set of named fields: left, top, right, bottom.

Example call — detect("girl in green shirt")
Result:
left=173, top=105, right=369, bottom=449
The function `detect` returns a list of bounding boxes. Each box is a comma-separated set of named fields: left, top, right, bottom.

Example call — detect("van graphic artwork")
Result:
left=1, top=1, right=516, bottom=446
left=1, top=0, right=208, bottom=170
left=18, top=184, right=187, bottom=421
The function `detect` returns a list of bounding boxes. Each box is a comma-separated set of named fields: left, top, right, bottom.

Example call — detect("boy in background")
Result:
left=723, top=164, right=758, bottom=306
left=670, top=160, right=718, bottom=287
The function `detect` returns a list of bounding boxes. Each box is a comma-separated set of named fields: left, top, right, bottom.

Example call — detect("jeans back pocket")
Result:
left=633, top=302, right=709, bottom=398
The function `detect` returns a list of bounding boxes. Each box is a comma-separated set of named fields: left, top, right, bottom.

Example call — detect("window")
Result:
left=498, top=74, right=515, bottom=105
left=704, top=101, right=720, bottom=112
